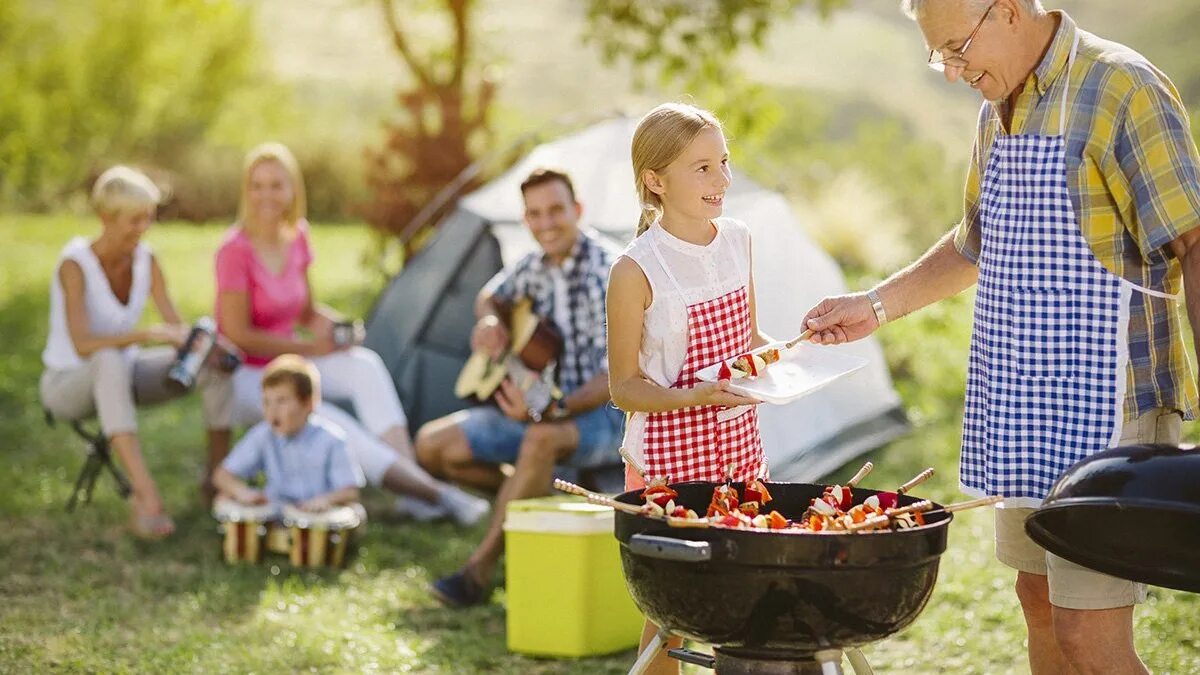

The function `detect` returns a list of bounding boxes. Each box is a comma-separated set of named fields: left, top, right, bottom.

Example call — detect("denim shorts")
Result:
left=460, top=403, right=625, bottom=469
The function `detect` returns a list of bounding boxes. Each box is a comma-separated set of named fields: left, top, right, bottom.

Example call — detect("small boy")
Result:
left=213, top=354, right=364, bottom=513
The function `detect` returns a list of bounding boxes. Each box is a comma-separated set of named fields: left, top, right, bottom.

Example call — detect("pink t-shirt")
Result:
left=215, top=221, right=313, bottom=366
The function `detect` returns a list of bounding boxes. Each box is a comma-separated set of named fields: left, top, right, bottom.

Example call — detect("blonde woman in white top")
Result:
left=40, top=167, right=234, bottom=539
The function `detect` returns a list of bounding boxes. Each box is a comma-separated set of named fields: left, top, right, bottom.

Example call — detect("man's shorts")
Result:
left=994, top=407, right=1182, bottom=610
left=459, top=403, right=625, bottom=469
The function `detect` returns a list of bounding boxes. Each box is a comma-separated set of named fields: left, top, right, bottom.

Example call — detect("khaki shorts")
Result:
left=993, top=407, right=1182, bottom=610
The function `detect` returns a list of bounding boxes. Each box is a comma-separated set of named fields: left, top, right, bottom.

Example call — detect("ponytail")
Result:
left=635, top=182, right=660, bottom=237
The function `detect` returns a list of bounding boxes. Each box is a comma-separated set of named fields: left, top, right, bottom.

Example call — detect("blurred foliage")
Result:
left=0, top=0, right=266, bottom=214
left=365, top=0, right=495, bottom=249
left=582, top=0, right=846, bottom=141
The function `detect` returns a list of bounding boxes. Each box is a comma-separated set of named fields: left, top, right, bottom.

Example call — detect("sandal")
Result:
left=130, top=512, right=175, bottom=540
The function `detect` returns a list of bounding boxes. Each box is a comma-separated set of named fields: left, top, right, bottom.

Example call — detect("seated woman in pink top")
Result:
left=214, top=143, right=486, bottom=526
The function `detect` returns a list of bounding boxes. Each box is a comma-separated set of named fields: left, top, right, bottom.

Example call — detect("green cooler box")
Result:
left=504, top=496, right=643, bottom=657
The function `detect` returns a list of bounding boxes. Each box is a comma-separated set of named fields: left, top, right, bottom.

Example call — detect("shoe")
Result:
left=430, top=568, right=488, bottom=608
left=438, top=486, right=490, bottom=527
left=393, top=496, right=450, bottom=522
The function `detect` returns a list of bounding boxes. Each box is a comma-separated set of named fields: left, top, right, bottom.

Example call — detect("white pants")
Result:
left=41, top=346, right=232, bottom=436
left=231, top=347, right=407, bottom=485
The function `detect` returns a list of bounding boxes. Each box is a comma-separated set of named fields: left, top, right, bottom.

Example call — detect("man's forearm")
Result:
left=562, top=372, right=611, bottom=415
left=876, top=229, right=979, bottom=321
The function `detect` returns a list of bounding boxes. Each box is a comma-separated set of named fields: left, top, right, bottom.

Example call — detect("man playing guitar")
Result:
left=415, top=168, right=624, bottom=608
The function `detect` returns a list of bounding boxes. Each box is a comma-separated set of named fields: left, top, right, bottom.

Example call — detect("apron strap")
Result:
left=649, top=227, right=689, bottom=298
left=1124, top=279, right=1182, bottom=301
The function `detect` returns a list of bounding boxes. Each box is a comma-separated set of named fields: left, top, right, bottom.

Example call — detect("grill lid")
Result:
left=1025, top=443, right=1200, bottom=593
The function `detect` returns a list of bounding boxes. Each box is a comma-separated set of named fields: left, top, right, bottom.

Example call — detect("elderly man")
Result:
left=802, top=2, right=1200, bottom=673
left=415, top=168, right=624, bottom=607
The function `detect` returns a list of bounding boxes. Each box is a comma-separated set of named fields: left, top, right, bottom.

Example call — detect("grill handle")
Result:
left=628, top=534, right=712, bottom=563
left=667, top=648, right=716, bottom=669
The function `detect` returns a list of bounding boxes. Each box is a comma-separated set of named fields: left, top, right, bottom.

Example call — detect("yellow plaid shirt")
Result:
left=954, top=11, right=1200, bottom=421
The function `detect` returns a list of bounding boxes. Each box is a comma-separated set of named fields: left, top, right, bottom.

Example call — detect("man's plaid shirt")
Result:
left=955, top=11, right=1200, bottom=420
left=485, top=230, right=614, bottom=394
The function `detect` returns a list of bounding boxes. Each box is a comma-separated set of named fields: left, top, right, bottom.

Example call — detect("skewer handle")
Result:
left=846, top=514, right=890, bottom=532
left=845, top=461, right=874, bottom=488
left=897, top=468, right=935, bottom=495
left=552, top=479, right=642, bottom=515
left=884, top=500, right=933, bottom=517
left=942, top=495, right=1004, bottom=513
left=785, top=329, right=814, bottom=349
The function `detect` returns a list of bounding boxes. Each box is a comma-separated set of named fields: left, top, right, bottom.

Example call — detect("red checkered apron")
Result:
left=642, top=284, right=765, bottom=483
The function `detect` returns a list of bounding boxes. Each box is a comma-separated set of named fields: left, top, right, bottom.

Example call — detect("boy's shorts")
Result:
left=460, top=403, right=625, bottom=469
left=993, top=407, right=1181, bottom=610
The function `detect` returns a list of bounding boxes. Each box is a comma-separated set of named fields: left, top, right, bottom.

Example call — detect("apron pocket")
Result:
left=1010, top=290, right=1079, bottom=379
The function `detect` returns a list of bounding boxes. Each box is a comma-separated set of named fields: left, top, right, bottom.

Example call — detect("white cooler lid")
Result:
left=504, top=497, right=615, bottom=534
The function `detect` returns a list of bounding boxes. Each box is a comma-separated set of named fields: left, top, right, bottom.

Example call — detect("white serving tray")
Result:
left=695, top=341, right=868, bottom=405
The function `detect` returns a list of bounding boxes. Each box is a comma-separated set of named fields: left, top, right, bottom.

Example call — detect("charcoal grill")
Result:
left=613, top=481, right=953, bottom=674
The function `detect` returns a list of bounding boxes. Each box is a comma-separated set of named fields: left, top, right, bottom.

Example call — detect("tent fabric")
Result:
left=366, top=116, right=908, bottom=482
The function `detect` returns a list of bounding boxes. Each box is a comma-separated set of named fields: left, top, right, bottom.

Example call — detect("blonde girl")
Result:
left=607, top=103, right=772, bottom=672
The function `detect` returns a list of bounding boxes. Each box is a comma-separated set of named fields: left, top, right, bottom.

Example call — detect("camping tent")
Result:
left=364, top=116, right=907, bottom=481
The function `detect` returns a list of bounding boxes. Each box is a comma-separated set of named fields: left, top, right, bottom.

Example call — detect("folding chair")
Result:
left=44, top=410, right=132, bottom=511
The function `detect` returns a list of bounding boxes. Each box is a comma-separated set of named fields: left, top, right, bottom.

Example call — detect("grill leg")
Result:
left=845, top=647, right=874, bottom=675
left=814, top=649, right=845, bottom=675
left=628, top=629, right=669, bottom=675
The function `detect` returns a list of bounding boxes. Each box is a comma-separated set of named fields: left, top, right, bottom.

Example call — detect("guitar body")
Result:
left=454, top=298, right=564, bottom=402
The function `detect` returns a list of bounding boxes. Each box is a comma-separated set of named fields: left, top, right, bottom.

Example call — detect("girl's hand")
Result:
left=691, top=381, right=762, bottom=408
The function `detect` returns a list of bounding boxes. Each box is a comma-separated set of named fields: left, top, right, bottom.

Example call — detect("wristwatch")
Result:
left=867, top=288, right=888, bottom=327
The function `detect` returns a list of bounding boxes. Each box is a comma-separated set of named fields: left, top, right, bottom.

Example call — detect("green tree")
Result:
left=366, top=0, right=495, bottom=249
left=366, top=0, right=845, bottom=249
left=0, top=0, right=259, bottom=211
left=582, top=0, right=846, bottom=137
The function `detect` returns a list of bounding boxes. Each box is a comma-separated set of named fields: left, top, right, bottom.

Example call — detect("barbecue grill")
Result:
left=614, top=481, right=953, bottom=675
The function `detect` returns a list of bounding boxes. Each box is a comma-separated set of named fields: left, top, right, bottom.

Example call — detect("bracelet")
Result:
left=867, top=288, right=888, bottom=326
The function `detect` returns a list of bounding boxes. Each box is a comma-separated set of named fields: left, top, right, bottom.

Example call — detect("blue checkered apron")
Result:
left=959, top=35, right=1179, bottom=506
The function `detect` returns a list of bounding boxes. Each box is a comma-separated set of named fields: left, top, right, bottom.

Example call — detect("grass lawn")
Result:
left=2, top=215, right=1198, bottom=673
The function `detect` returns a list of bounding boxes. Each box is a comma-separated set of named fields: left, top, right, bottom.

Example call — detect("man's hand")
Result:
left=471, top=315, right=509, bottom=359
left=801, top=293, right=881, bottom=345
left=494, top=378, right=534, bottom=422
left=235, top=486, right=268, bottom=505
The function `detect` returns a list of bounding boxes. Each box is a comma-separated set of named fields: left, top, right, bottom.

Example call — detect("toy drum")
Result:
left=281, top=504, right=364, bottom=568
left=213, top=497, right=280, bottom=564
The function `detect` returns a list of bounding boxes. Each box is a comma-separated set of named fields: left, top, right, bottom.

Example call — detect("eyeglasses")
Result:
left=927, top=1, right=996, bottom=72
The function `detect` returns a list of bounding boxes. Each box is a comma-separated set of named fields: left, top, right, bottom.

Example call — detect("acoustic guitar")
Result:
left=454, top=298, right=564, bottom=412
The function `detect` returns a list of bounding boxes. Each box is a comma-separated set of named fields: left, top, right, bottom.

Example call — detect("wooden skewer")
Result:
left=845, top=461, right=874, bottom=488
left=896, top=467, right=935, bottom=495
left=784, top=329, right=814, bottom=349
left=938, top=495, right=1004, bottom=513
left=846, top=514, right=891, bottom=532
left=618, top=446, right=647, bottom=479
left=552, top=479, right=710, bottom=528
left=885, top=499, right=933, bottom=518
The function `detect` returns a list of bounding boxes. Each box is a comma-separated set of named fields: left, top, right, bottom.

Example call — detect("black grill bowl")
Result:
left=1026, top=443, right=1200, bottom=594
left=614, top=481, right=951, bottom=653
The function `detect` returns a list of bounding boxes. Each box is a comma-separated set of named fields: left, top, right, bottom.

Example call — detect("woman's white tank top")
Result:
left=42, top=237, right=153, bottom=370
